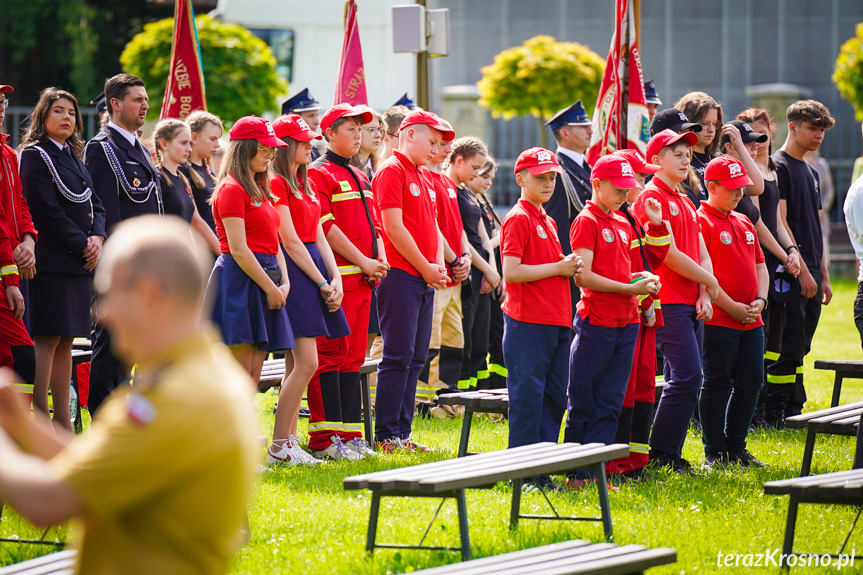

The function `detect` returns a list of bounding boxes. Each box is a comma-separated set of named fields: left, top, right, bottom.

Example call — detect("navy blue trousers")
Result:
left=503, top=315, right=569, bottom=449
left=375, top=268, right=434, bottom=441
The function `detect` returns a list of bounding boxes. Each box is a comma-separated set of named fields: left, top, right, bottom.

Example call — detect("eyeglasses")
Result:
left=364, top=127, right=382, bottom=135
left=257, top=144, right=277, bottom=158
left=0, top=100, right=8, bottom=110
left=386, top=132, right=398, bottom=139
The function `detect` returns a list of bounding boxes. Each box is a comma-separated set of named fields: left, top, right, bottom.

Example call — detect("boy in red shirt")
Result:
left=306, top=103, right=388, bottom=459
left=373, top=111, right=454, bottom=452
left=564, top=154, right=660, bottom=489
left=500, top=147, right=581, bottom=491
left=698, top=156, right=767, bottom=468
left=605, top=149, right=670, bottom=480
left=633, top=129, right=719, bottom=474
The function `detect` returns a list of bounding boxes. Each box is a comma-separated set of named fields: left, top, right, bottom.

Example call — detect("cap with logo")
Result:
left=514, top=147, right=563, bottom=176
left=645, top=128, right=700, bottom=160
left=281, top=88, right=321, bottom=116
left=719, top=119, right=769, bottom=149
left=319, top=103, right=374, bottom=134
left=592, top=154, right=639, bottom=189
left=544, top=100, right=592, bottom=131
left=704, top=155, right=753, bottom=190
left=229, top=116, right=288, bottom=147
left=272, top=114, right=323, bottom=142
left=649, top=108, right=703, bottom=137
left=398, top=110, right=455, bottom=142
left=644, top=79, right=662, bottom=106
left=393, top=92, right=422, bottom=111
left=611, top=149, right=660, bottom=175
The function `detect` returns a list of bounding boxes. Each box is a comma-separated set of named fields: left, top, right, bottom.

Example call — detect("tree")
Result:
left=121, top=15, right=286, bottom=125
left=477, top=35, right=605, bottom=148
left=834, top=23, right=863, bottom=122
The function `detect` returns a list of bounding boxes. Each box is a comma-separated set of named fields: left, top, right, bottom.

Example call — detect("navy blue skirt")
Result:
left=29, top=272, right=92, bottom=338
left=284, top=243, right=350, bottom=339
left=206, top=253, right=295, bottom=352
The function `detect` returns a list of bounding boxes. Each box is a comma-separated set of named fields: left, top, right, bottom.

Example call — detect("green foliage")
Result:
left=121, top=15, right=287, bottom=126
left=477, top=35, right=605, bottom=146
left=834, top=23, right=863, bottom=122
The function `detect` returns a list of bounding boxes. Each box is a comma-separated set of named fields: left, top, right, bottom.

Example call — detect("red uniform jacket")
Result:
left=0, top=135, right=36, bottom=287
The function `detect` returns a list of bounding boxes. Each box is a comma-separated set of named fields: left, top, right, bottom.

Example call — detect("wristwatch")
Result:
left=755, top=296, right=768, bottom=310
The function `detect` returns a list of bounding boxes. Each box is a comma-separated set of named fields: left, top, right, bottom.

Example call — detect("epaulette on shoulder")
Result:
left=89, top=131, right=108, bottom=143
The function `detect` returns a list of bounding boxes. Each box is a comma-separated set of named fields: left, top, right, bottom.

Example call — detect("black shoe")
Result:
left=609, top=467, right=656, bottom=486
left=750, top=403, right=768, bottom=430
left=785, top=404, right=803, bottom=419
left=727, top=449, right=766, bottom=468
left=764, top=401, right=786, bottom=429
left=648, top=450, right=695, bottom=475
left=537, top=476, right=564, bottom=493
left=298, top=406, right=310, bottom=418
left=416, top=402, right=432, bottom=419
left=703, top=451, right=728, bottom=469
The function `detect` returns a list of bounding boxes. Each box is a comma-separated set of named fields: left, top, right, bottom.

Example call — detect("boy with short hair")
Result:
left=563, top=154, right=661, bottom=489
left=766, top=100, right=835, bottom=425
left=698, top=156, right=767, bottom=467
left=373, top=111, right=454, bottom=452
left=633, top=129, right=719, bottom=474
left=307, top=103, right=388, bottom=459
left=500, top=147, right=582, bottom=491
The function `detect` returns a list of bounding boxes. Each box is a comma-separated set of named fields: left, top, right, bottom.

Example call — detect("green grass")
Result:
left=3, top=281, right=863, bottom=573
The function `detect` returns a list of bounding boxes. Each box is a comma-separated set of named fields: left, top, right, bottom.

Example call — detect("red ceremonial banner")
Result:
left=161, top=0, right=207, bottom=120
left=587, top=0, right=649, bottom=165
left=334, top=0, right=368, bottom=106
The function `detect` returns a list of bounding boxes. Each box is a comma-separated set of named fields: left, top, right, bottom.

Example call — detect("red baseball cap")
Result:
left=229, top=116, right=288, bottom=147
left=272, top=114, right=322, bottom=142
left=591, top=154, right=639, bottom=189
left=612, top=149, right=660, bottom=175
left=645, top=128, right=699, bottom=161
left=320, top=103, right=374, bottom=134
left=704, top=155, right=753, bottom=190
left=514, top=147, right=563, bottom=176
left=0, top=85, right=13, bottom=94
left=398, top=110, right=456, bottom=142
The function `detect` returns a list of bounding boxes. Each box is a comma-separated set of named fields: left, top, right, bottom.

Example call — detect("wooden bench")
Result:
left=413, top=539, right=676, bottom=574
left=439, top=379, right=667, bottom=458
left=785, top=401, right=863, bottom=476
left=0, top=550, right=76, bottom=574
left=765, top=468, right=863, bottom=564
left=814, top=360, right=863, bottom=408
left=344, top=442, right=629, bottom=560
left=259, top=357, right=381, bottom=443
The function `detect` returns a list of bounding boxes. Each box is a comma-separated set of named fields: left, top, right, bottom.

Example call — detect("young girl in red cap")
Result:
left=267, top=114, right=350, bottom=465
left=204, top=116, right=293, bottom=385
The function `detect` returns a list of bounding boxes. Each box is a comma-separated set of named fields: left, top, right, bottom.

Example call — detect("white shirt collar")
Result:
left=107, top=121, right=138, bottom=146
left=556, top=146, right=585, bottom=168
left=48, top=138, right=66, bottom=151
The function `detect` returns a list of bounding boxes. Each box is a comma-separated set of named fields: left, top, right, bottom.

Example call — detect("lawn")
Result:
left=1, top=280, right=862, bottom=574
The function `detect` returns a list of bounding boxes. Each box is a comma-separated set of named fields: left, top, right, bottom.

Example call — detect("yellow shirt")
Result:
left=50, top=330, right=259, bottom=575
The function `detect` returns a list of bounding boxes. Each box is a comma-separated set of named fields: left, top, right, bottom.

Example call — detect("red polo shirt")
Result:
left=633, top=177, right=701, bottom=305
left=428, top=169, right=464, bottom=288
left=570, top=202, right=638, bottom=327
left=373, top=150, right=439, bottom=277
left=501, top=199, right=571, bottom=328
left=698, top=202, right=765, bottom=330
left=213, top=175, right=281, bottom=256
left=270, top=174, right=320, bottom=243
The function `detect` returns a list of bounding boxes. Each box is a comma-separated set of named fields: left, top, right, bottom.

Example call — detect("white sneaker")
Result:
left=266, top=438, right=321, bottom=466
left=314, top=435, right=360, bottom=461
left=287, top=436, right=323, bottom=465
left=345, top=438, right=377, bottom=458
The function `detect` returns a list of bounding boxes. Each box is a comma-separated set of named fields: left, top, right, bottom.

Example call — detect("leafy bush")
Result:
left=834, top=23, right=863, bottom=121
left=121, top=15, right=287, bottom=126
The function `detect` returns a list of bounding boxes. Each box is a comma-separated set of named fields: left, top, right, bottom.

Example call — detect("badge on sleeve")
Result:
left=127, top=393, right=156, bottom=427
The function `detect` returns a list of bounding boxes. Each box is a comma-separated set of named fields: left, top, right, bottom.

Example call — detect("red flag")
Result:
left=161, top=0, right=207, bottom=120
left=334, top=0, right=368, bottom=106
left=587, top=0, right=649, bottom=164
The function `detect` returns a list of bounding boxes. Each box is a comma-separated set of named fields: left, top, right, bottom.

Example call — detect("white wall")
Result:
left=216, top=0, right=417, bottom=112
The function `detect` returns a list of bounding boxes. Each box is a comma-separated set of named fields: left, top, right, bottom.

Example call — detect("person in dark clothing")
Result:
left=182, top=111, right=223, bottom=234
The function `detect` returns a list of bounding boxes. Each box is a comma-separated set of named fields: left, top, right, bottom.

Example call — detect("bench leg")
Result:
left=832, top=374, right=844, bottom=408
left=510, top=479, right=522, bottom=529
left=455, top=489, right=471, bottom=560
left=361, top=372, right=373, bottom=444
left=457, top=408, right=474, bottom=458
left=366, top=492, right=381, bottom=554
left=595, top=463, right=613, bottom=541
left=800, top=430, right=817, bottom=477
left=781, top=493, right=800, bottom=568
